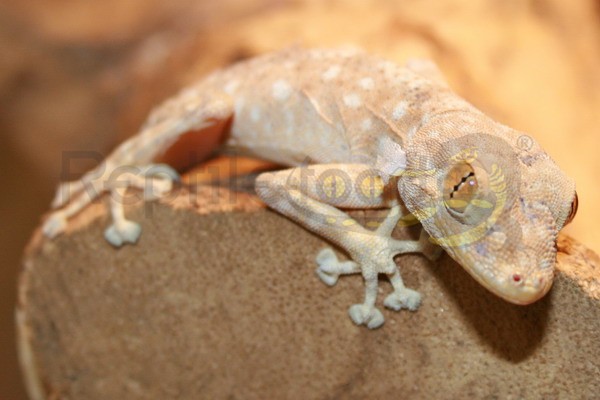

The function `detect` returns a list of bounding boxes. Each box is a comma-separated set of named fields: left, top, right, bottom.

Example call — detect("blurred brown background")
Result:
left=1, top=0, right=599, bottom=398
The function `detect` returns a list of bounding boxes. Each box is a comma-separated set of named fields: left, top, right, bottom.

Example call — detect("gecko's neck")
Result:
left=393, top=84, right=483, bottom=145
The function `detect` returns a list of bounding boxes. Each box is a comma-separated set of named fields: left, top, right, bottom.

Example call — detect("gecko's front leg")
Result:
left=256, top=164, right=440, bottom=329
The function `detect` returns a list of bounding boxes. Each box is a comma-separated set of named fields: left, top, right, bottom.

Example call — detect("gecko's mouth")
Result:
left=491, top=275, right=553, bottom=305
left=466, top=263, right=554, bottom=305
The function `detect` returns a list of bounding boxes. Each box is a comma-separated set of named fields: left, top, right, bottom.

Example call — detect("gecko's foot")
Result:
left=315, top=248, right=360, bottom=286
left=315, top=248, right=341, bottom=286
left=104, top=220, right=142, bottom=247
left=42, top=212, right=68, bottom=238
left=384, top=288, right=422, bottom=311
left=348, top=304, right=385, bottom=329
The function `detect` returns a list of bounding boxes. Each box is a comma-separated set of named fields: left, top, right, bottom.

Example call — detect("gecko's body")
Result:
left=44, top=47, right=577, bottom=329
left=122, top=47, right=462, bottom=167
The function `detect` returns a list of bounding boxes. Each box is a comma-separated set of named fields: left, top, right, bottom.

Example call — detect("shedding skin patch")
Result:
left=343, top=93, right=362, bottom=109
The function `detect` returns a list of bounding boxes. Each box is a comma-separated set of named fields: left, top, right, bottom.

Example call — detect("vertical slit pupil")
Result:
left=450, top=172, right=475, bottom=198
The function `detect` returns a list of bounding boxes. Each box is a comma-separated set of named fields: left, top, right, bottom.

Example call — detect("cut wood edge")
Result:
left=16, top=299, right=44, bottom=400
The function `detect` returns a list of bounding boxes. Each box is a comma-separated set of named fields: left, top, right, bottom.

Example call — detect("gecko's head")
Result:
left=400, top=112, right=577, bottom=304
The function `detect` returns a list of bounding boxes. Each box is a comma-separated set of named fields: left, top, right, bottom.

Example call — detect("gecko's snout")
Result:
left=501, top=271, right=552, bottom=305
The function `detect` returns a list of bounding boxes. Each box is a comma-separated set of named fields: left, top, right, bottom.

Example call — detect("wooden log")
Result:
left=17, top=167, right=600, bottom=399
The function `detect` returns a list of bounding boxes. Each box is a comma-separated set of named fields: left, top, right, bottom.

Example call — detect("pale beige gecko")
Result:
left=42, top=47, right=578, bottom=329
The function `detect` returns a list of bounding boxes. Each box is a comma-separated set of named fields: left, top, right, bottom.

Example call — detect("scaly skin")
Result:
left=43, top=47, right=577, bottom=328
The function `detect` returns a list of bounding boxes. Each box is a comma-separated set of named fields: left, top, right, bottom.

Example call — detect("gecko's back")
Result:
left=147, top=46, right=473, bottom=168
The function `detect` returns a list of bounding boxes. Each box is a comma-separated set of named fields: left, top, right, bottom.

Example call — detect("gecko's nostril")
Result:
left=512, top=273, right=522, bottom=284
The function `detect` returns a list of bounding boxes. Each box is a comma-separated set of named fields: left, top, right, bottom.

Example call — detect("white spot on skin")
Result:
left=407, top=125, right=418, bottom=140
left=489, top=231, right=507, bottom=247
left=224, top=80, right=240, bottom=95
left=251, top=106, right=261, bottom=122
left=360, top=118, right=373, bottom=131
left=379, top=61, right=397, bottom=76
left=343, top=93, right=362, bottom=108
left=392, top=101, right=408, bottom=120
left=322, top=65, right=341, bottom=81
left=428, top=131, right=440, bottom=138
left=234, top=97, right=246, bottom=114
left=358, top=77, right=374, bottom=90
left=272, top=79, right=292, bottom=101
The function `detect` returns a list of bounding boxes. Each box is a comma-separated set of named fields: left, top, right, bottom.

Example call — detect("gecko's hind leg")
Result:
left=43, top=163, right=179, bottom=246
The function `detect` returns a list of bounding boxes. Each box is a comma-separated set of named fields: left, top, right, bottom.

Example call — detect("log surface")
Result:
left=18, top=178, right=600, bottom=399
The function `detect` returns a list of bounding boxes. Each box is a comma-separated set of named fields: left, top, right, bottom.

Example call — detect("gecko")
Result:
left=42, top=47, right=578, bottom=329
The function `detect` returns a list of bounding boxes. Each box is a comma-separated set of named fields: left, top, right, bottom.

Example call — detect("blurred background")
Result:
left=1, top=0, right=599, bottom=397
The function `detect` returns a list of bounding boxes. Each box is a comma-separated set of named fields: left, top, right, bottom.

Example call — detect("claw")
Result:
left=104, top=220, right=141, bottom=247
left=384, top=288, right=422, bottom=311
left=348, top=304, right=384, bottom=329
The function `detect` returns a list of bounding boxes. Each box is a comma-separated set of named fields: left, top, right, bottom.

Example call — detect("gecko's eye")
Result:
left=564, top=191, right=578, bottom=226
left=443, top=163, right=478, bottom=214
